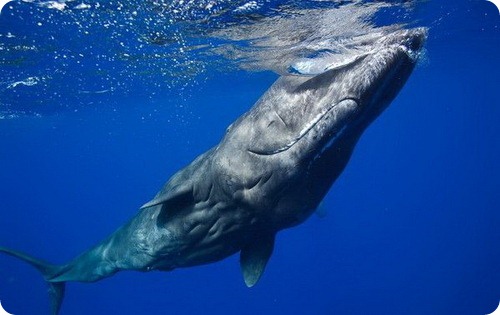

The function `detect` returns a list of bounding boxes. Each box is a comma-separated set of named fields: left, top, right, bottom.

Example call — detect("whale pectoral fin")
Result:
left=140, top=182, right=193, bottom=210
left=240, top=234, right=275, bottom=287
left=141, top=182, right=196, bottom=227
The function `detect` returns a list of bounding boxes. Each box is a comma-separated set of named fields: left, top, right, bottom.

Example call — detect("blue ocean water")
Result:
left=0, top=0, right=499, bottom=314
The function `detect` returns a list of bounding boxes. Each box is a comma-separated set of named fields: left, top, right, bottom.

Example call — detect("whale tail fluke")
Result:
left=0, top=247, right=67, bottom=315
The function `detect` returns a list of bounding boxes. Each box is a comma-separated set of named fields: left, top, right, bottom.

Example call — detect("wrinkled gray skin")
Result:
left=0, top=28, right=426, bottom=315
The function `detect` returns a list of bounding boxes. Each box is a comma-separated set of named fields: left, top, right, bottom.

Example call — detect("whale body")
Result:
left=0, top=28, right=426, bottom=315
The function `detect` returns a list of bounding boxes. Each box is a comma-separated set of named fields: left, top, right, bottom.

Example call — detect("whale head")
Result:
left=232, top=27, right=427, bottom=163
left=335, top=27, right=427, bottom=126
left=213, top=28, right=427, bottom=222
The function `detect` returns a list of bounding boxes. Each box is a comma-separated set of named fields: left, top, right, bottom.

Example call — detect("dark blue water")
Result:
left=1, top=1, right=499, bottom=314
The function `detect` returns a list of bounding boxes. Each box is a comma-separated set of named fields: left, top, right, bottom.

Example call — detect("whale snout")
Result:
left=380, top=27, right=428, bottom=57
left=393, top=27, right=428, bottom=59
left=405, top=28, right=427, bottom=52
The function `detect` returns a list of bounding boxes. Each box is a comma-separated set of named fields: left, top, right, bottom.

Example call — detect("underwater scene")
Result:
left=0, top=0, right=499, bottom=314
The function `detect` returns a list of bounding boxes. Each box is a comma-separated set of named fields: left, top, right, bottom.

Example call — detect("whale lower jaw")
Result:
left=248, top=98, right=359, bottom=156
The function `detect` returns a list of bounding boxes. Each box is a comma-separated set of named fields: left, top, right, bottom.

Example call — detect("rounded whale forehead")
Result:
left=223, top=27, right=427, bottom=157
left=378, top=27, right=428, bottom=52
left=332, top=28, right=427, bottom=101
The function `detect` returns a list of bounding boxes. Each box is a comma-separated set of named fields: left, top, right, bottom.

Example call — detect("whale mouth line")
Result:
left=248, top=97, right=359, bottom=156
